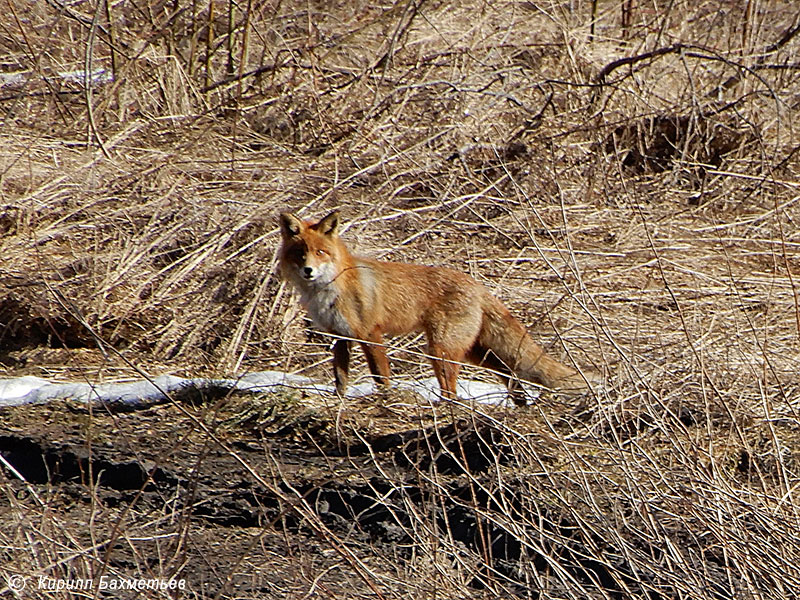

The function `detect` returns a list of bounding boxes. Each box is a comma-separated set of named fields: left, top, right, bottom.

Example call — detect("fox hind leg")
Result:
left=429, top=343, right=466, bottom=400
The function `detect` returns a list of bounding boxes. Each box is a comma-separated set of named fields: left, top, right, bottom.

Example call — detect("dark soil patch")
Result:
left=0, top=390, right=749, bottom=599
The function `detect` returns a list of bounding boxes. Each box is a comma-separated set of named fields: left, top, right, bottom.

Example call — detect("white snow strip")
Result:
left=0, top=375, right=190, bottom=407
left=0, top=371, right=535, bottom=408
left=0, top=68, right=112, bottom=88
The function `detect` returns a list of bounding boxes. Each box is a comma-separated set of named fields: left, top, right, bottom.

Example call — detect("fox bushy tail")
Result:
left=478, top=295, right=590, bottom=392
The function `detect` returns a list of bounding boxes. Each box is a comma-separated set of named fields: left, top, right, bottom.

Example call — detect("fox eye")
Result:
left=316, top=249, right=327, bottom=256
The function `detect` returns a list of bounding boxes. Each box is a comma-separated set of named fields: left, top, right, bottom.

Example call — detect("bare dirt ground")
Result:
left=2, top=0, right=800, bottom=598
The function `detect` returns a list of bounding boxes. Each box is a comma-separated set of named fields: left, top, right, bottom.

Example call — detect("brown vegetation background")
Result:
left=1, top=0, right=800, bottom=598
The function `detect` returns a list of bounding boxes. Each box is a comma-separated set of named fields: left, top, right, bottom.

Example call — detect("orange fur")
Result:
left=278, top=210, right=594, bottom=405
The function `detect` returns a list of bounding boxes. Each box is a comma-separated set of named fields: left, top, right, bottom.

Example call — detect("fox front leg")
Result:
left=359, top=328, right=391, bottom=388
left=332, top=339, right=351, bottom=396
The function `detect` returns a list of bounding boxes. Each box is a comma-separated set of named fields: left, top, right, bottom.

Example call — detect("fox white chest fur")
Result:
left=296, top=275, right=353, bottom=337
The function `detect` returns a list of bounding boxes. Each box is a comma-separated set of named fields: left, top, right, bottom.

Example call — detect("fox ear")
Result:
left=279, top=212, right=303, bottom=238
left=314, top=211, right=340, bottom=236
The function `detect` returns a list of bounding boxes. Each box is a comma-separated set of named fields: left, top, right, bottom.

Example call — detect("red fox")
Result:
left=278, top=210, right=594, bottom=405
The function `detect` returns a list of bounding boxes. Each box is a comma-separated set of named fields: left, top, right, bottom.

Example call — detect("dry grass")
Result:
left=1, top=0, right=800, bottom=598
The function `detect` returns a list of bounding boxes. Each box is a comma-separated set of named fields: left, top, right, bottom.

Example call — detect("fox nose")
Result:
left=303, top=266, right=314, bottom=278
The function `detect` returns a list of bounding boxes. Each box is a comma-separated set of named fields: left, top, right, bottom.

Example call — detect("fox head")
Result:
left=278, top=210, right=344, bottom=287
